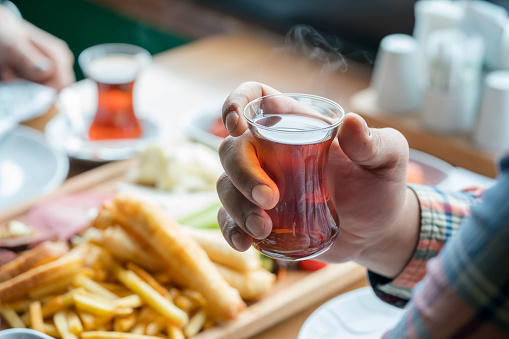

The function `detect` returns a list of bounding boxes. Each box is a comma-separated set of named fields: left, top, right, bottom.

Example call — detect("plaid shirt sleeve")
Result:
left=369, top=184, right=483, bottom=307
left=372, top=154, right=509, bottom=338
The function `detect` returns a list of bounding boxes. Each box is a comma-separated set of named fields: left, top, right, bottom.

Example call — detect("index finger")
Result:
left=26, top=22, right=75, bottom=91
left=222, top=82, right=280, bottom=137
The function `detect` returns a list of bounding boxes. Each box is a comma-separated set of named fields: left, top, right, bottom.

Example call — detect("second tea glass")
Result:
left=78, top=43, right=151, bottom=141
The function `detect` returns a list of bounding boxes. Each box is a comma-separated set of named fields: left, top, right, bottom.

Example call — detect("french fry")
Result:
left=108, top=195, right=246, bottom=321
left=54, top=311, right=78, bottom=339
left=116, top=269, right=188, bottom=326
left=113, top=313, right=136, bottom=332
left=169, top=288, right=180, bottom=301
left=73, top=294, right=117, bottom=317
left=0, top=246, right=85, bottom=303
left=73, top=273, right=119, bottom=300
left=0, top=241, right=68, bottom=283
left=184, top=310, right=207, bottom=338
left=215, top=264, right=276, bottom=300
left=81, top=267, right=96, bottom=278
left=182, top=289, right=206, bottom=307
left=43, top=323, right=61, bottom=338
left=126, top=262, right=168, bottom=297
left=203, top=319, right=215, bottom=331
left=115, top=307, right=134, bottom=316
left=98, top=282, right=132, bottom=297
left=77, top=312, right=97, bottom=331
left=96, top=322, right=113, bottom=331
left=183, top=227, right=261, bottom=272
left=129, top=323, right=146, bottom=334
left=67, top=311, right=84, bottom=336
left=4, top=299, right=31, bottom=313
left=82, top=331, right=162, bottom=339
left=167, top=324, right=185, bottom=339
left=41, top=288, right=86, bottom=318
left=174, top=295, right=196, bottom=314
left=29, top=301, right=45, bottom=333
left=113, top=294, right=143, bottom=308
left=133, top=306, right=155, bottom=325
left=153, top=272, right=172, bottom=285
left=0, top=306, right=26, bottom=328
left=145, top=321, right=164, bottom=336
left=93, top=225, right=165, bottom=272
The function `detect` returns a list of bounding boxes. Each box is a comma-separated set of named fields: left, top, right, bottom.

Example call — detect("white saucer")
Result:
left=0, top=79, right=56, bottom=123
left=298, top=287, right=405, bottom=339
left=45, top=113, right=162, bottom=163
left=0, top=125, right=69, bottom=211
left=45, top=79, right=166, bottom=163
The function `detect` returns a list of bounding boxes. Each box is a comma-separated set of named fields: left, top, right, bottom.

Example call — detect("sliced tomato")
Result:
left=298, top=260, right=327, bottom=271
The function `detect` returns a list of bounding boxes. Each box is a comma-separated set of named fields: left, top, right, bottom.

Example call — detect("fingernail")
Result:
left=252, top=184, right=274, bottom=208
left=35, top=59, right=51, bottom=72
left=245, top=213, right=265, bottom=238
left=231, top=232, right=245, bottom=250
left=225, top=110, right=239, bottom=134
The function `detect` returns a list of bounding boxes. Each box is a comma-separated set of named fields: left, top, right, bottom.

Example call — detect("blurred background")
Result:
left=13, top=0, right=509, bottom=75
left=1, top=0, right=473, bottom=77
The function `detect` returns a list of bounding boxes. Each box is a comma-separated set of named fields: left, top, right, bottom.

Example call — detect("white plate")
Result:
left=0, top=126, right=69, bottom=211
left=45, top=80, right=167, bottom=163
left=181, top=97, right=225, bottom=150
left=0, top=79, right=56, bottom=123
left=0, top=329, right=54, bottom=339
left=298, top=286, right=405, bottom=339
left=408, top=148, right=455, bottom=187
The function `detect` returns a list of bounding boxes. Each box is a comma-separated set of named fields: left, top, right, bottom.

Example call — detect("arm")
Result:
left=384, top=162, right=509, bottom=338
left=370, top=185, right=482, bottom=307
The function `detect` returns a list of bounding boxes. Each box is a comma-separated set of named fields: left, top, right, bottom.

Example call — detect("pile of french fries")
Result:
left=0, top=194, right=276, bottom=338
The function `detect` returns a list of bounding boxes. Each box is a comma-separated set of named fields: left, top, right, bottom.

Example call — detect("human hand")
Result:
left=217, top=82, right=420, bottom=277
left=0, top=6, right=75, bottom=91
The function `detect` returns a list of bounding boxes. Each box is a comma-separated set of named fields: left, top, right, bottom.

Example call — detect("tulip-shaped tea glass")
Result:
left=78, top=43, right=151, bottom=141
left=244, top=93, right=345, bottom=260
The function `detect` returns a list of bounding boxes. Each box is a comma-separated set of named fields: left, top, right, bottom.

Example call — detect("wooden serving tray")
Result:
left=0, top=157, right=366, bottom=339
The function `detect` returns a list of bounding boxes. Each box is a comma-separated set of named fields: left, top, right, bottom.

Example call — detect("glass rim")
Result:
left=243, top=93, right=345, bottom=133
left=78, top=43, right=152, bottom=70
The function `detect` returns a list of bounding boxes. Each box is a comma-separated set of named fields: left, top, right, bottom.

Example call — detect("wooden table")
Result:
left=20, top=32, right=496, bottom=337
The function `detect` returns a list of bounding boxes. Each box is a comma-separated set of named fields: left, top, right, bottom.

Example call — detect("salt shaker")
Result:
left=420, top=29, right=484, bottom=133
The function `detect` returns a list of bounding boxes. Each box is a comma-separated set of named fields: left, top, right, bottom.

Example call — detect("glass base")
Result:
left=253, top=232, right=338, bottom=261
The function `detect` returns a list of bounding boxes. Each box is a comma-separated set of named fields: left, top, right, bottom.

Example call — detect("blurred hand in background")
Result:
left=0, top=4, right=75, bottom=91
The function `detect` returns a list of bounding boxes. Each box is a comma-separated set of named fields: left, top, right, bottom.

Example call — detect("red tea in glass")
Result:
left=78, top=44, right=151, bottom=141
left=244, top=94, right=345, bottom=260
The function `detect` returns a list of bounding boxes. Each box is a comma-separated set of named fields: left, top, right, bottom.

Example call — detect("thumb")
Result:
left=5, top=41, right=54, bottom=83
left=337, top=113, right=409, bottom=170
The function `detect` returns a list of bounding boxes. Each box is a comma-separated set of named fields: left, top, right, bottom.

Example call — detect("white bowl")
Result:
left=0, top=329, right=54, bottom=339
